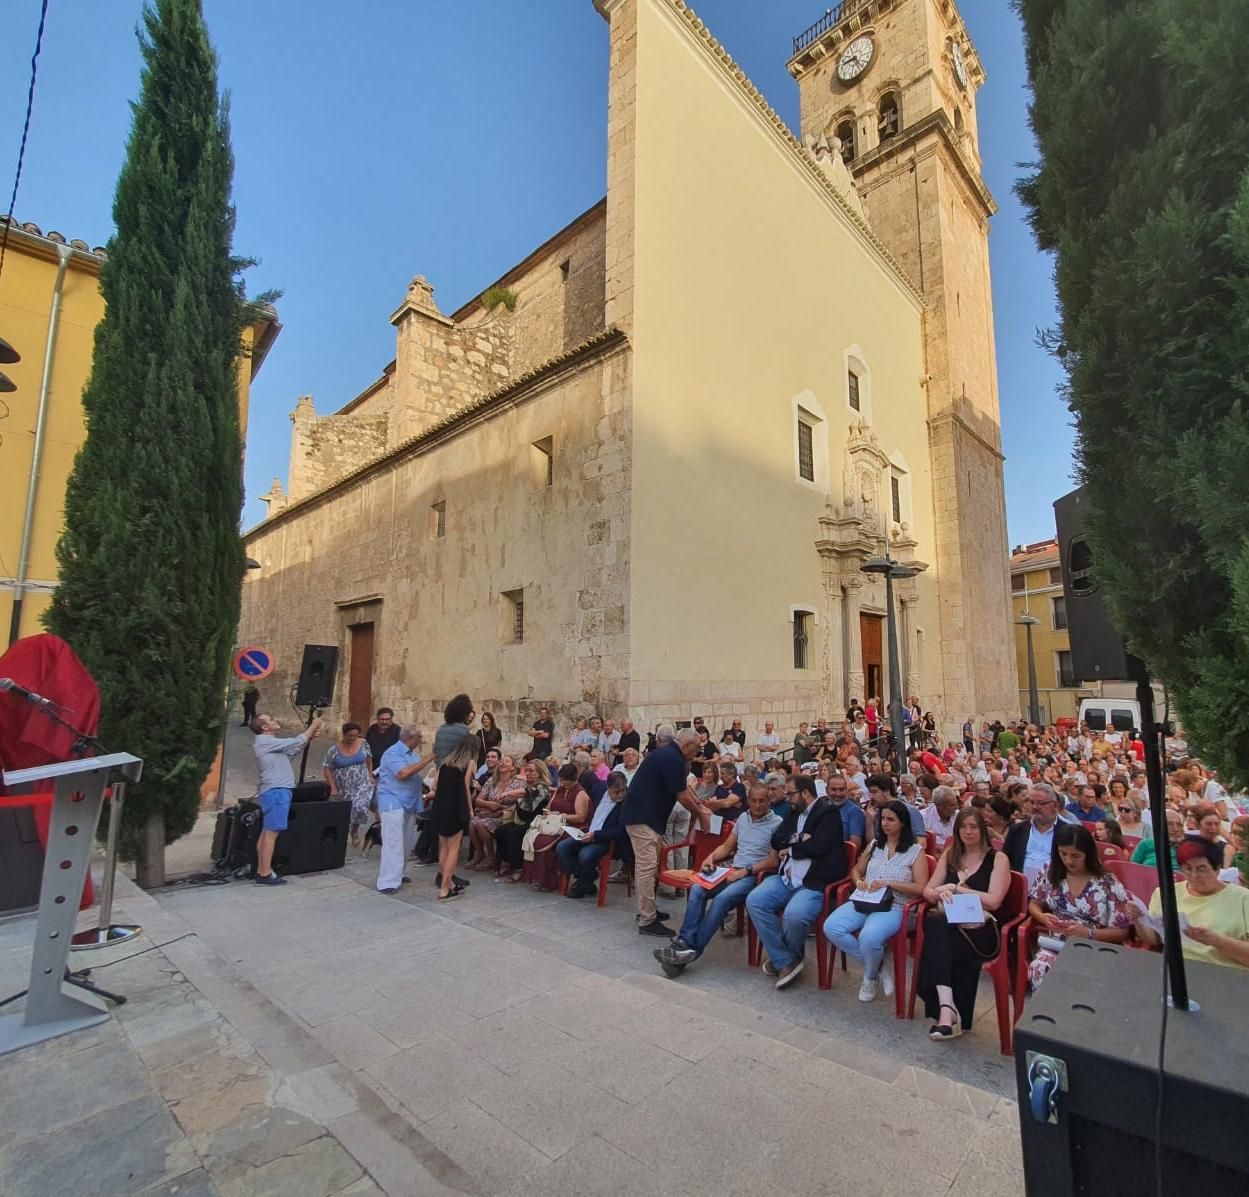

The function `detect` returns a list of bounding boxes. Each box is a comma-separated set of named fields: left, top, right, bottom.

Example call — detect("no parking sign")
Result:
left=232, top=646, right=274, bottom=682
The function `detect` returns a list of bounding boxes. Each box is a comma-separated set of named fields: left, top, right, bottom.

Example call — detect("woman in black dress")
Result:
left=915, top=807, right=1012, bottom=1040
left=433, top=736, right=478, bottom=901
left=476, top=711, right=502, bottom=766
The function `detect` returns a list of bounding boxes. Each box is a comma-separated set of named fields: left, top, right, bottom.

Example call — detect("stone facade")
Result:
left=241, top=0, right=1015, bottom=749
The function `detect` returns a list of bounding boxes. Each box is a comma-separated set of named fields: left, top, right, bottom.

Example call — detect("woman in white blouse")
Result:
left=822, top=800, right=931, bottom=1003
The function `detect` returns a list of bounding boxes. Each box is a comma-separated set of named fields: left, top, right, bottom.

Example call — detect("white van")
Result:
left=1077, top=698, right=1142, bottom=735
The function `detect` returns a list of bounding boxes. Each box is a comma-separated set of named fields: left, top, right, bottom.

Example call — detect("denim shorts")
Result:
left=259, top=787, right=293, bottom=832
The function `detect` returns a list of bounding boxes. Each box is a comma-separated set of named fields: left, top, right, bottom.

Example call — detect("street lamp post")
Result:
left=860, top=553, right=921, bottom=773
left=1018, top=612, right=1042, bottom=728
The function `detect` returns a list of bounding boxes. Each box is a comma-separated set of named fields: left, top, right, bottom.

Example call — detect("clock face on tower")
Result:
left=951, top=42, right=968, bottom=89
left=836, top=35, right=875, bottom=84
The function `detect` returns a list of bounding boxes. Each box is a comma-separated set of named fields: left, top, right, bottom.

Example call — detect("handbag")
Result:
left=852, top=844, right=896, bottom=915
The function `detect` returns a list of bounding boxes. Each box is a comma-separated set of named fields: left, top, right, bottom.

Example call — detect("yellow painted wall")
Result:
left=0, top=228, right=270, bottom=644
left=625, top=0, right=940, bottom=698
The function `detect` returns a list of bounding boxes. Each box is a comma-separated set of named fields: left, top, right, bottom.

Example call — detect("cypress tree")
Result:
left=1015, top=0, right=1249, bottom=783
left=46, top=0, right=258, bottom=880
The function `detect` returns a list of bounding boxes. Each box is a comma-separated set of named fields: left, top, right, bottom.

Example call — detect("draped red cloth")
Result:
left=0, top=633, right=101, bottom=793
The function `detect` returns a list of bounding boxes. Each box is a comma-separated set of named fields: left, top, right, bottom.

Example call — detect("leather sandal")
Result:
left=929, top=1004, right=963, bottom=1040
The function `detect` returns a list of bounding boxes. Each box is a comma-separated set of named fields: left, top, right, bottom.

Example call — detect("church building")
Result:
left=239, top=0, right=1016, bottom=743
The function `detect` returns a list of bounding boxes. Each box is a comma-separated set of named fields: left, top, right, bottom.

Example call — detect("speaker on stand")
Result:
left=295, top=645, right=338, bottom=708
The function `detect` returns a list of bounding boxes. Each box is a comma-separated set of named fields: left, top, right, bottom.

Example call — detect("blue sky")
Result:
left=0, top=0, right=1069, bottom=545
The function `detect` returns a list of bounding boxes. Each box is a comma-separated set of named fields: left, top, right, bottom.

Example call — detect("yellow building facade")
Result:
left=238, top=0, right=1015, bottom=746
left=1009, top=538, right=1094, bottom=722
left=0, top=218, right=279, bottom=646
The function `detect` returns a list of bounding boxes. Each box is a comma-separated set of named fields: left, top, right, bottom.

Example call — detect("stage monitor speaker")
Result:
left=1014, top=939, right=1249, bottom=1195
left=1053, top=487, right=1141, bottom=684
left=292, top=780, right=330, bottom=804
left=294, top=644, right=338, bottom=708
left=273, top=799, right=349, bottom=875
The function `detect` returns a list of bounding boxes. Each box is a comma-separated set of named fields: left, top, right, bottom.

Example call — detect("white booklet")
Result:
left=562, top=826, right=588, bottom=841
left=848, top=885, right=888, bottom=906
left=707, top=814, right=724, bottom=835
left=943, top=892, right=985, bottom=925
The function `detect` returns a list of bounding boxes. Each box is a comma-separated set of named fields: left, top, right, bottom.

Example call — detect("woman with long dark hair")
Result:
left=822, top=800, right=930, bottom=1004
left=431, top=735, right=479, bottom=901
left=476, top=710, right=502, bottom=766
left=1025, top=823, right=1132, bottom=989
left=915, top=807, right=1011, bottom=1041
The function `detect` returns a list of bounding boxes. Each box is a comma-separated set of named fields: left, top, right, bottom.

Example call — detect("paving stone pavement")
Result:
left=1, top=742, right=1025, bottom=1195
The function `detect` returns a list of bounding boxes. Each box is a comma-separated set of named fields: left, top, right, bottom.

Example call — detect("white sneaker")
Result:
left=858, top=976, right=879, bottom=1003
left=880, top=954, right=895, bottom=997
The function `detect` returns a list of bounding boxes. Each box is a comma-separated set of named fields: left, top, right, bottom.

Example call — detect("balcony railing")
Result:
left=792, top=1, right=868, bottom=56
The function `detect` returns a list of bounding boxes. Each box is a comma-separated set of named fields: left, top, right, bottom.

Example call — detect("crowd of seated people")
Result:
left=354, top=701, right=1248, bottom=1046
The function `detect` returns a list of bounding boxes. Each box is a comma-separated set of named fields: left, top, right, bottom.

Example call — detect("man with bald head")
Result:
left=622, top=725, right=712, bottom=936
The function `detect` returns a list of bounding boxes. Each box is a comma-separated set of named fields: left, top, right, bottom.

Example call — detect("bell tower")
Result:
left=789, top=0, right=1016, bottom=723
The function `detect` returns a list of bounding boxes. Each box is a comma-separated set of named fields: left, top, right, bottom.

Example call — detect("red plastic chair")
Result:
left=905, top=869, right=1030, bottom=1055
left=1096, top=841, right=1132, bottom=865
left=1121, top=834, right=1142, bottom=852
left=657, top=825, right=732, bottom=892
left=749, top=842, right=857, bottom=974
left=556, top=842, right=632, bottom=907
left=1106, top=858, right=1160, bottom=906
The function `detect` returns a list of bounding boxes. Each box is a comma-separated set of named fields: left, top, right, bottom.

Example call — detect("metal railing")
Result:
left=792, top=1, right=867, bottom=56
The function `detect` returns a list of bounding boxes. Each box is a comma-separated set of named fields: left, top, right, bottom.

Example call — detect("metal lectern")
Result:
left=0, top=752, right=143, bottom=1056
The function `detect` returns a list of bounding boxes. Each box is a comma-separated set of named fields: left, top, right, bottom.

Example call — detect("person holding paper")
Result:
left=521, top=763, right=590, bottom=891
left=823, top=800, right=931, bottom=1003
left=744, top=774, right=847, bottom=989
left=654, top=784, right=781, bottom=976
left=915, top=808, right=1011, bottom=1041
left=556, top=771, right=630, bottom=899
left=1134, top=838, right=1249, bottom=969
left=1024, top=823, right=1132, bottom=989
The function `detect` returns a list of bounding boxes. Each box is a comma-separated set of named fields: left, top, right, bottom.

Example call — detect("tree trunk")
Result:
left=135, top=808, right=165, bottom=890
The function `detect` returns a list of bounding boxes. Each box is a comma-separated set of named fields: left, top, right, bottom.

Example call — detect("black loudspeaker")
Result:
left=212, top=800, right=261, bottom=876
left=294, top=644, right=338, bottom=708
left=1014, top=940, right=1249, bottom=1194
left=292, top=780, right=330, bottom=804
left=273, top=799, right=349, bottom=875
left=1053, top=488, right=1142, bottom=684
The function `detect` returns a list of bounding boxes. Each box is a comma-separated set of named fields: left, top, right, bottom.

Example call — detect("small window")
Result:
left=797, top=420, right=815, bottom=482
left=1010, top=573, right=1025, bottom=593
left=835, top=119, right=855, bottom=164
left=793, top=611, right=812, bottom=670
left=890, top=474, right=902, bottom=524
left=878, top=92, right=900, bottom=142
left=1049, top=566, right=1063, bottom=586
left=953, top=107, right=965, bottom=136
left=502, top=588, right=524, bottom=644
left=530, top=436, right=554, bottom=489
left=1057, top=650, right=1076, bottom=689
left=1110, top=708, right=1135, bottom=732
left=559, top=258, right=571, bottom=282
left=430, top=499, right=446, bottom=539
left=848, top=369, right=861, bottom=412
left=1052, top=595, right=1068, bottom=631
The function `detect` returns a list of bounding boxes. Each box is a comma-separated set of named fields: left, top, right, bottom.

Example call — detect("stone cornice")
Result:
left=245, top=326, right=629, bottom=537
left=657, top=0, right=925, bottom=310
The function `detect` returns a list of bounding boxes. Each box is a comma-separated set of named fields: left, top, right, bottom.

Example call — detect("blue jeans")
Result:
left=677, top=876, right=757, bottom=955
left=822, top=902, right=905, bottom=980
left=554, top=837, right=610, bottom=887
left=745, top=874, right=825, bottom=971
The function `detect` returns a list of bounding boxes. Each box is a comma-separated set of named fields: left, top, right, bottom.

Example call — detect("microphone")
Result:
left=0, top=678, right=59, bottom=709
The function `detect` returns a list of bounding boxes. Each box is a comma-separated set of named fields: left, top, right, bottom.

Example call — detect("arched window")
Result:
left=878, top=91, right=900, bottom=142
left=953, top=107, right=965, bottom=136
left=835, top=119, right=855, bottom=164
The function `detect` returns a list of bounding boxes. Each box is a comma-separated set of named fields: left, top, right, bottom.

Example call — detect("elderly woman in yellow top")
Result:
left=1135, top=838, right=1249, bottom=969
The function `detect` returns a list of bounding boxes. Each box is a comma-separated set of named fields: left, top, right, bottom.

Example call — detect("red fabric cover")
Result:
left=0, top=633, right=101, bottom=791
left=0, top=791, right=95, bottom=909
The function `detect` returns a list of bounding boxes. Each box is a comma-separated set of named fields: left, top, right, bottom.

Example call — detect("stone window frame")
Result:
left=789, top=604, right=818, bottom=671
left=831, top=110, right=856, bottom=164
left=843, top=346, right=873, bottom=423
left=501, top=588, right=525, bottom=645
left=888, top=450, right=913, bottom=530
left=791, top=389, right=830, bottom=493
left=530, top=436, right=554, bottom=489
left=876, top=86, right=902, bottom=144
left=429, top=498, right=446, bottom=539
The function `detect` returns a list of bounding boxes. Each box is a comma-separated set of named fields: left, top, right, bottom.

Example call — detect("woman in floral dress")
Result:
left=1026, top=823, right=1132, bottom=990
left=468, top=754, right=525, bottom=871
left=323, top=722, right=374, bottom=849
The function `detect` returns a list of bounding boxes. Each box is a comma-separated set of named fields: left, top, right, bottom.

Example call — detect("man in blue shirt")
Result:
left=376, top=725, right=432, bottom=894
left=622, top=727, right=711, bottom=936
left=1066, top=784, right=1108, bottom=824
left=657, top=783, right=781, bottom=974
left=250, top=713, right=324, bottom=886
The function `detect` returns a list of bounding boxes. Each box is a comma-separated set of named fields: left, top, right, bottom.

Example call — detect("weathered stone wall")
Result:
left=287, top=396, right=391, bottom=503
left=239, top=338, right=632, bottom=745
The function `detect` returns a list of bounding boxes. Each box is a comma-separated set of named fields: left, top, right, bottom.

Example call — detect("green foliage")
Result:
left=1015, top=0, right=1249, bottom=784
left=45, top=0, right=253, bottom=859
left=481, top=284, right=518, bottom=312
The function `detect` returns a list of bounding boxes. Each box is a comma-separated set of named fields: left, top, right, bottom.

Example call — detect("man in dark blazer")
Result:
left=1002, top=782, right=1065, bottom=877
left=744, top=774, right=847, bottom=989
left=556, top=770, right=630, bottom=899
